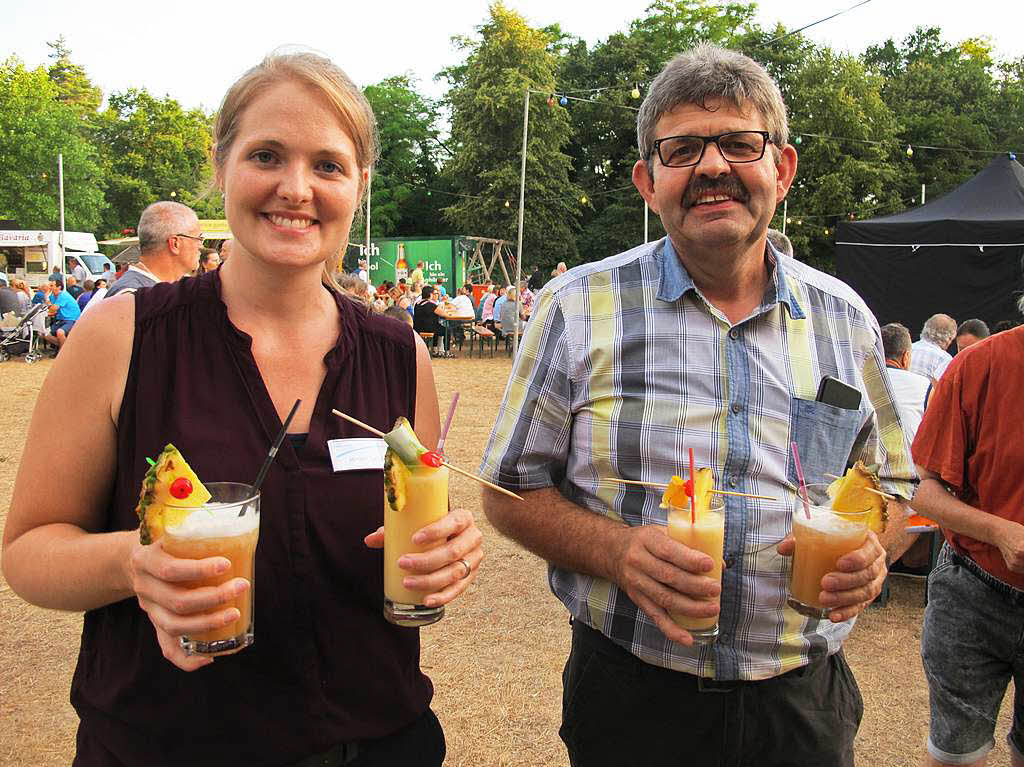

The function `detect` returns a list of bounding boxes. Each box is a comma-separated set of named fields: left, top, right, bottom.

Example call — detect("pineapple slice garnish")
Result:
left=827, top=460, right=887, bottom=533
left=135, top=444, right=211, bottom=544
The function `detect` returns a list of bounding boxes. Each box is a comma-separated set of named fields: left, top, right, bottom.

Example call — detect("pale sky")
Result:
left=6, top=0, right=1023, bottom=112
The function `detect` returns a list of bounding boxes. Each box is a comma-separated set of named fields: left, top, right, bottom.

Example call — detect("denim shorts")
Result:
left=921, top=544, right=1024, bottom=763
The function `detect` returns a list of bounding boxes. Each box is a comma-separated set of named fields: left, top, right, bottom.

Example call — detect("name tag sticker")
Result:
left=328, top=438, right=387, bottom=473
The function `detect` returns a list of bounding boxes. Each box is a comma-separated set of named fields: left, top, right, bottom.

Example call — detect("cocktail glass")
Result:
left=788, top=483, right=870, bottom=619
left=384, top=464, right=450, bottom=627
left=666, top=495, right=726, bottom=644
left=163, top=482, right=260, bottom=656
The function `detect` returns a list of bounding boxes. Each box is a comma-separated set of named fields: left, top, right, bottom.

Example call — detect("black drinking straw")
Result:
left=251, top=398, right=302, bottom=494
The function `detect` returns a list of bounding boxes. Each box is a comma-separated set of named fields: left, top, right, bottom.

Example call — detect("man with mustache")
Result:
left=480, top=44, right=915, bottom=766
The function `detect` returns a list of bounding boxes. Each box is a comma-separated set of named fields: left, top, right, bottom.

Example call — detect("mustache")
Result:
left=683, top=176, right=750, bottom=207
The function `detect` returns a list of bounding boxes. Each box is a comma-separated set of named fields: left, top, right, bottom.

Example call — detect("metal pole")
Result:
left=58, top=153, right=66, bottom=269
left=644, top=201, right=649, bottom=243
left=366, top=170, right=372, bottom=250
left=514, top=88, right=529, bottom=357
left=921, top=183, right=925, bottom=205
left=782, top=198, right=787, bottom=235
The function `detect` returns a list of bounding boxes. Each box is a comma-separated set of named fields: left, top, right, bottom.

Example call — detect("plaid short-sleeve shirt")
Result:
left=480, top=238, right=916, bottom=681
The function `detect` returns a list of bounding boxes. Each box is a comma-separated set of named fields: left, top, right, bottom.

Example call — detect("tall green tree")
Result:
left=0, top=57, right=106, bottom=231
left=560, top=0, right=757, bottom=263
left=363, top=75, right=446, bottom=236
left=46, top=36, right=102, bottom=116
left=93, top=88, right=213, bottom=234
left=738, top=30, right=903, bottom=271
left=441, top=2, right=583, bottom=269
left=864, top=28, right=1002, bottom=202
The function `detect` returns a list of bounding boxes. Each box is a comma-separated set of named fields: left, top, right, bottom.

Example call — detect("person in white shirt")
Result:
left=910, top=313, right=956, bottom=384
left=882, top=322, right=931, bottom=440
left=448, top=285, right=475, bottom=319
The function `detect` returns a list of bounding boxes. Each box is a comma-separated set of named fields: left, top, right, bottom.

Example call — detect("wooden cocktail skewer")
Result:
left=605, top=477, right=777, bottom=501
left=823, top=473, right=897, bottom=501
left=331, top=409, right=524, bottom=502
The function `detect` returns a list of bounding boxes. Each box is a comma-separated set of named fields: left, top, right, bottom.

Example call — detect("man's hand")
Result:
left=778, top=530, right=887, bottom=622
left=993, top=517, right=1024, bottom=573
left=612, top=525, right=721, bottom=646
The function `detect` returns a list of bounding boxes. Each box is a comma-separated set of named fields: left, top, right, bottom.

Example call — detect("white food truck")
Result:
left=0, top=230, right=114, bottom=288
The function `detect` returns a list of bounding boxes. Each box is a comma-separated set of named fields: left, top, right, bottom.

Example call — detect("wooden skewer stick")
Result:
left=331, top=409, right=523, bottom=502
left=823, top=473, right=896, bottom=501
left=605, top=477, right=777, bottom=501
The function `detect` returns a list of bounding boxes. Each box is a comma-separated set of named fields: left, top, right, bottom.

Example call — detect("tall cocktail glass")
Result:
left=384, top=464, right=450, bottom=627
left=666, top=496, right=726, bottom=644
left=163, top=482, right=260, bottom=656
left=788, top=483, right=870, bottom=619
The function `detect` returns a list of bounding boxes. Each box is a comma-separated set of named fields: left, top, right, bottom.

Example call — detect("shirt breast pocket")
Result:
left=787, top=398, right=863, bottom=486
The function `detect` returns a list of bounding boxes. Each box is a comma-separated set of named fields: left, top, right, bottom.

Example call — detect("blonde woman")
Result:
left=3, top=51, right=481, bottom=766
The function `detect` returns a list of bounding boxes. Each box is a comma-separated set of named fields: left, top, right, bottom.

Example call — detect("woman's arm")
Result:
left=3, top=294, right=136, bottom=610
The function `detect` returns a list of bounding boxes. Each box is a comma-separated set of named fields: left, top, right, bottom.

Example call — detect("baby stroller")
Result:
left=0, top=303, right=47, bottom=363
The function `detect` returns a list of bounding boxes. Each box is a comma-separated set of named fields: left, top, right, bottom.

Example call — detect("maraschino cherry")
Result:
left=169, top=477, right=193, bottom=499
left=420, top=451, right=443, bottom=468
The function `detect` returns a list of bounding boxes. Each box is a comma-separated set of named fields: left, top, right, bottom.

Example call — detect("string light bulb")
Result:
left=504, top=200, right=511, bottom=208
left=906, top=145, right=914, bottom=157
left=547, top=94, right=555, bottom=107
left=580, top=195, right=588, bottom=204
left=559, top=95, right=568, bottom=107
left=631, top=84, right=640, bottom=99
left=794, top=135, right=802, bottom=145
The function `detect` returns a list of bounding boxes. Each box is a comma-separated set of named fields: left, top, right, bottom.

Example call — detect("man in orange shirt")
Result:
left=912, top=295, right=1024, bottom=767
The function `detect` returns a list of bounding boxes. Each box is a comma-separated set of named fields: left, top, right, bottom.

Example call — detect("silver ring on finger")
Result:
left=457, top=558, right=472, bottom=579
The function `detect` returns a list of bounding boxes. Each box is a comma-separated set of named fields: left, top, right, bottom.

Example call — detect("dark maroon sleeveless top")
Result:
left=70, top=271, right=429, bottom=767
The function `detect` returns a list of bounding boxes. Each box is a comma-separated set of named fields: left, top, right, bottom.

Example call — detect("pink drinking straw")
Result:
left=790, top=441, right=812, bottom=520
left=436, top=392, right=460, bottom=456
left=688, top=447, right=696, bottom=524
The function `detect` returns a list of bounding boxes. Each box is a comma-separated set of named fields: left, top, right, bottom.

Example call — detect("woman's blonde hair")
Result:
left=213, top=51, right=379, bottom=292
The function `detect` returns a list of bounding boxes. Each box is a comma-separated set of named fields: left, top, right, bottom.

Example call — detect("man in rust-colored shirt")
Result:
left=911, top=313, right=1024, bottom=767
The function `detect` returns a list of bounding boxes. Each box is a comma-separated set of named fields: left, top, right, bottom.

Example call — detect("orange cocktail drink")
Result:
left=163, top=482, right=260, bottom=656
left=788, top=484, right=869, bottom=619
left=666, top=496, right=725, bottom=643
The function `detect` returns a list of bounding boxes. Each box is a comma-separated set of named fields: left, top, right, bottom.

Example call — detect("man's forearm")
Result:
left=912, top=477, right=1004, bottom=546
left=481, top=486, right=627, bottom=583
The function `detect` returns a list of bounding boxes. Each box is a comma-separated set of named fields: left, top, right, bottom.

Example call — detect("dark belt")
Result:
left=286, top=741, right=359, bottom=767
left=950, top=550, right=1024, bottom=607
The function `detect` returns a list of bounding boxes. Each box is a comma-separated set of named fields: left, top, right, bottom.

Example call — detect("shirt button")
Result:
left=729, top=329, right=739, bottom=340
left=731, top=402, right=742, bottom=414
left=724, top=555, right=735, bottom=568
left=729, top=476, right=738, bottom=488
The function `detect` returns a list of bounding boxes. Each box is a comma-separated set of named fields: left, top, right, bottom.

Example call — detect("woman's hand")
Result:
left=364, top=508, right=483, bottom=607
left=125, top=538, right=249, bottom=671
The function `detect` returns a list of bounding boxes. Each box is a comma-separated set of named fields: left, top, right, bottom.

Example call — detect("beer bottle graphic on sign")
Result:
left=395, top=243, right=409, bottom=281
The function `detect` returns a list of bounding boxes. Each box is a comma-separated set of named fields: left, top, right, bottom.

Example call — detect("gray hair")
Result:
left=1017, top=293, right=1024, bottom=316
left=920, top=313, right=957, bottom=348
left=637, top=44, right=789, bottom=165
left=137, top=201, right=199, bottom=255
left=766, top=228, right=793, bottom=257
left=881, top=323, right=912, bottom=360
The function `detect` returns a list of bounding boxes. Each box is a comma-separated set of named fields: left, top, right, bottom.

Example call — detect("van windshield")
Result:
left=75, top=255, right=111, bottom=274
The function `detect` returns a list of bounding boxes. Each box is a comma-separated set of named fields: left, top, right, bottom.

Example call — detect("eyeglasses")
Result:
left=651, top=131, right=772, bottom=168
left=174, top=233, right=205, bottom=243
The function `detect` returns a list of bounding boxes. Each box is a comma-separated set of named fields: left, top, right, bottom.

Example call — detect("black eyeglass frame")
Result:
left=650, top=131, right=773, bottom=168
left=173, top=233, right=205, bottom=242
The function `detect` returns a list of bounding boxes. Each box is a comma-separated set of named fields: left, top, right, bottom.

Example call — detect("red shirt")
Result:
left=912, top=325, right=1024, bottom=588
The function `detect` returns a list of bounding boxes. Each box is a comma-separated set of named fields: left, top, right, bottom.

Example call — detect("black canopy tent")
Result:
left=835, top=154, right=1024, bottom=334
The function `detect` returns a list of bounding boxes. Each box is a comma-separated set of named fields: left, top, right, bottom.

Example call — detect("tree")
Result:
left=864, top=28, right=1002, bottom=203
left=93, top=89, right=213, bottom=234
left=441, top=2, right=583, bottom=269
left=738, top=30, right=903, bottom=271
left=0, top=57, right=106, bottom=231
left=560, top=0, right=757, bottom=263
left=363, top=75, right=446, bottom=236
left=46, top=36, right=101, bottom=117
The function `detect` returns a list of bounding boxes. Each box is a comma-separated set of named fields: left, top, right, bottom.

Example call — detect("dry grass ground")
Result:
left=0, top=354, right=1014, bottom=766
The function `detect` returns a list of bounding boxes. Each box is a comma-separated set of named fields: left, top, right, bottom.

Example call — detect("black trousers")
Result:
left=75, top=708, right=446, bottom=767
left=560, top=621, right=862, bottom=767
